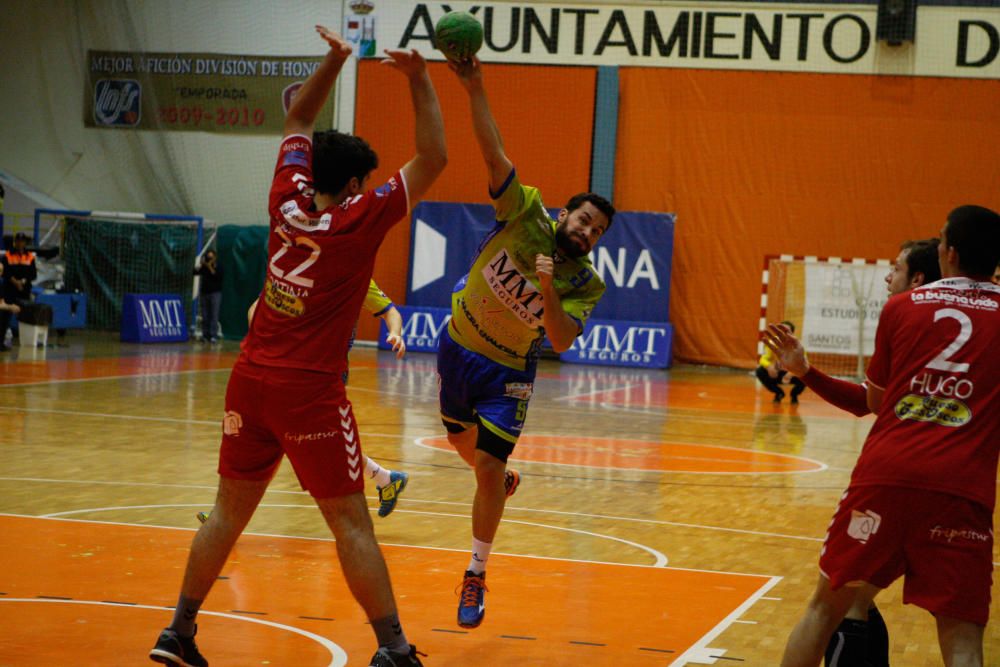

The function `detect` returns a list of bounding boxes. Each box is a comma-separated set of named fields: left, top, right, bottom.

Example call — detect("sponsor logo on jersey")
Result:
left=94, top=79, right=141, bottom=126
left=284, top=430, right=338, bottom=445
left=284, top=139, right=309, bottom=152
left=503, top=382, right=533, bottom=400
left=280, top=200, right=309, bottom=224
left=929, top=525, right=991, bottom=544
left=893, top=393, right=971, bottom=427
left=264, top=278, right=305, bottom=317
left=223, top=410, right=243, bottom=436
left=280, top=201, right=331, bottom=231
left=374, top=177, right=398, bottom=198
left=282, top=150, right=309, bottom=168
left=482, top=248, right=545, bottom=327
left=912, top=289, right=999, bottom=310
left=846, top=509, right=881, bottom=544
left=456, top=295, right=525, bottom=360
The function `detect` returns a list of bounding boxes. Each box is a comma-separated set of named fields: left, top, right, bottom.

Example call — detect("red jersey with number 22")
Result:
left=854, top=278, right=1000, bottom=509
left=240, top=134, right=408, bottom=375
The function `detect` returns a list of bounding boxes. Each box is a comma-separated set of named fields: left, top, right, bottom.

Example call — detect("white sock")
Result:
left=467, top=538, right=492, bottom=574
left=366, top=457, right=392, bottom=487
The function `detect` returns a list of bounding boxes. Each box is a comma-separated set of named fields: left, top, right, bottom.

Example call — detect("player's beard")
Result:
left=555, top=225, right=588, bottom=259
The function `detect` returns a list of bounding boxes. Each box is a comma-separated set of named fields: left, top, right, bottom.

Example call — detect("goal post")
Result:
left=33, top=208, right=211, bottom=331
left=759, top=254, right=892, bottom=380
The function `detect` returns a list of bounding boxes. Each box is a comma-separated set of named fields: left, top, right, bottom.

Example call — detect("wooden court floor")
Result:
left=0, top=332, right=997, bottom=666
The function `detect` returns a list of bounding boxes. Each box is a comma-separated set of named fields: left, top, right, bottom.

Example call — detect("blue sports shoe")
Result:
left=457, top=570, right=487, bottom=628
left=377, top=471, right=409, bottom=518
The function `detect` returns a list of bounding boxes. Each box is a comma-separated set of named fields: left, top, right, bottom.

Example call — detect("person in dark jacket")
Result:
left=0, top=232, right=36, bottom=350
left=193, top=248, right=224, bottom=342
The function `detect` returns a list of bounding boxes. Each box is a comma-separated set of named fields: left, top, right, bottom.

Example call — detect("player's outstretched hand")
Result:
left=315, top=25, right=352, bottom=60
left=386, top=333, right=407, bottom=359
left=535, top=253, right=554, bottom=290
left=381, top=48, right=427, bottom=78
left=762, top=322, right=809, bottom=376
left=448, top=56, right=483, bottom=90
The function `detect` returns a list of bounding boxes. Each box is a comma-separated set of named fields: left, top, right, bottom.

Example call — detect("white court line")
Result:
left=0, top=367, right=230, bottom=388
left=669, top=575, right=783, bottom=667
left=8, top=477, right=996, bottom=566
left=23, top=477, right=1000, bottom=564
left=554, top=382, right=650, bottom=401
left=0, top=598, right=348, bottom=667
left=36, top=503, right=668, bottom=568
left=0, top=475, right=824, bottom=544
left=0, top=406, right=410, bottom=441
left=498, top=516, right=668, bottom=567
left=413, top=436, right=830, bottom=477
left=1, top=512, right=769, bottom=576
left=0, top=405, right=831, bottom=476
left=0, top=405, right=219, bottom=426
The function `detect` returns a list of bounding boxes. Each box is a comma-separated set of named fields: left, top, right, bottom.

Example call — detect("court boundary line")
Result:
left=0, top=404, right=832, bottom=475
left=0, top=597, right=348, bottom=667
left=0, top=362, right=869, bottom=427
left=0, top=366, right=232, bottom=388
left=0, top=477, right=834, bottom=547
left=35, top=504, right=670, bottom=567
left=0, top=512, right=778, bottom=579
left=8, top=484, right=999, bottom=566
left=668, top=574, right=783, bottom=666
left=413, top=436, right=830, bottom=476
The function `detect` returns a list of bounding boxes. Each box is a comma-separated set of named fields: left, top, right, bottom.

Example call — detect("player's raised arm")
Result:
left=284, top=26, right=353, bottom=138
left=450, top=58, right=514, bottom=195
left=382, top=49, right=447, bottom=205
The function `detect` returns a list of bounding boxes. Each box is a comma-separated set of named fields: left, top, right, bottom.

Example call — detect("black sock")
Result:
left=825, top=618, right=867, bottom=667
left=170, top=594, right=203, bottom=637
left=371, top=614, right=409, bottom=654
left=866, top=605, right=890, bottom=667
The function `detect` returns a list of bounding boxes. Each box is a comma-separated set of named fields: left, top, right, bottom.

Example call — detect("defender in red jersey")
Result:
left=763, top=238, right=940, bottom=667
left=781, top=205, right=1000, bottom=667
left=151, top=26, right=445, bottom=667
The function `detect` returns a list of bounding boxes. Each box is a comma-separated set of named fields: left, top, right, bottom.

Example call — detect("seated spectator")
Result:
left=0, top=232, right=37, bottom=349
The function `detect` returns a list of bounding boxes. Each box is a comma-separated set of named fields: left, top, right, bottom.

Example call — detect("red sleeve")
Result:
left=268, top=135, right=314, bottom=227
left=801, top=366, right=871, bottom=416
left=865, top=295, right=900, bottom=390
left=357, top=170, right=409, bottom=239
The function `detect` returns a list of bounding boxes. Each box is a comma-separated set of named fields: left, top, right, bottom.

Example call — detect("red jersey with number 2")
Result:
left=854, top=278, right=1000, bottom=509
left=240, top=134, right=408, bottom=375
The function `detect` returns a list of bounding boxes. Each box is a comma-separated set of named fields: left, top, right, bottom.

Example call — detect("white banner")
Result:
left=350, top=1, right=1000, bottom=79
left=801, top=263, right=889, bottom=355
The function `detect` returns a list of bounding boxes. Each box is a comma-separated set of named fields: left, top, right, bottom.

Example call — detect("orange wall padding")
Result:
left=353, top=60, right=596, bottom=342
left=615, top=68, right=1000, bottom=367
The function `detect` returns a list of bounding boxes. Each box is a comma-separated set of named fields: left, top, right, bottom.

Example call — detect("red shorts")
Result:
left=217, top=360, right=365, bottom=499
left=819, top=485, right=994, bottom=625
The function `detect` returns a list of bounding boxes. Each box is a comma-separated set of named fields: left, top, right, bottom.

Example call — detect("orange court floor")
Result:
left=0, top=331, right=997, bottom=666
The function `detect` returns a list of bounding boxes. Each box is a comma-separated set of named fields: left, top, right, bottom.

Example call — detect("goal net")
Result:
left=33, top=209, right=211, bottom=331
left=760, top=255, right=892, bottom=380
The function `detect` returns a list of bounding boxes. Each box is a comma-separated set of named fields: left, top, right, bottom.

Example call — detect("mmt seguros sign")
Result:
left=121, top=293, right=188, bottom=343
